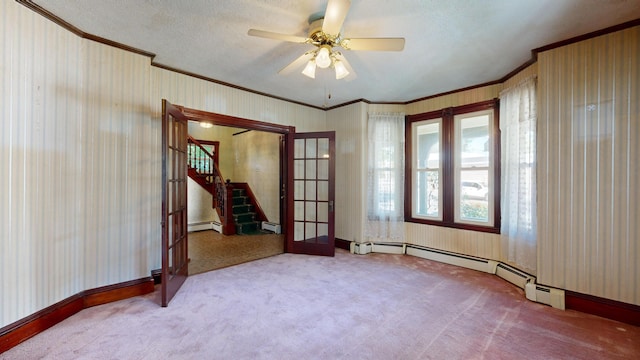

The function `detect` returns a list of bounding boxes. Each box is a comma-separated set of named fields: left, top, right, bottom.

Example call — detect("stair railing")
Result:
left=187, top=135, right=215, bottom=176
left=188, top=136, right=235, bottom=235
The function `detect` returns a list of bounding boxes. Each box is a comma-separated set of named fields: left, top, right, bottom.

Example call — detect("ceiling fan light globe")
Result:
left=302, top=60, right=317, bottom=78
left=334, top=60, right=349, bottom=79
left=316, top=47, right=332, bottom=68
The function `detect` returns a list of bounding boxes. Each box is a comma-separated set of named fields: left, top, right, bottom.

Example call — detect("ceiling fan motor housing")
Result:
left=308, top=18, right=337, bottom=46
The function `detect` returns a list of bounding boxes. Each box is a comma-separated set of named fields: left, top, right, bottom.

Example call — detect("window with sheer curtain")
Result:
left=365, top=112, right=405, bottom=241
left=500, top=76, right=537, bottom=273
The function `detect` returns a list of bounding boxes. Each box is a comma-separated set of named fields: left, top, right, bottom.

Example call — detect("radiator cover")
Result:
left=261, top=221, right=281, bottom=234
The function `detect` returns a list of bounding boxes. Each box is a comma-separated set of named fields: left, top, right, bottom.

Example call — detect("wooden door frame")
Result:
left=178, top=106, right=295, bottom=251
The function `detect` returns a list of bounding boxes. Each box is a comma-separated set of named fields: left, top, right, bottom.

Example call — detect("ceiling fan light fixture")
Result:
left=334, top=59, right=349, bottom=79
left=315, top=46, right=332, bottom=69
left=302, top=59, right=317, bottom=78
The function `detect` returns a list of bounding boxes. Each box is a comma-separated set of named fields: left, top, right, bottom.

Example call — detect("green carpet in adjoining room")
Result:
left=188, top=230, right=284, bottom=274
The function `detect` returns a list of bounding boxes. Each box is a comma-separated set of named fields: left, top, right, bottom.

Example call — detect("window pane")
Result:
left=318, top=223, right=328, bottom=243
left=415, top=170, right=439, bottom=218
left=455, top=110, right=493, bottom=226
left=294, top=222, right=304, bottom=241
left=459, top=115, right=489, bottom=168
left=317, top=181, right=328, bottom=201
left=305, top=181, right=316, bottom=200
left=459, top=170, right=489, bottom=223
left=305, top=202, right=316, bottom=221
left=294, top=160, right=304, bottom=179
left=305, top=223, right=316, bottom=241
left=294, top=180, right=304, bottom=200
left=294, top=139, right=305, bottom=158
left=317, top=159, right=328, bottom=180
left=306, top=159, right=316, bottom=179
left=318, top=138, right=329, bottom=158
left=416, top=121, right=440, bottom=169
left=306, top=138, right=317, bottom=158
left=413, top=119, right=441, bottom=219
left=317, top=202, right=328, bottom=222
left=294, top=201, right=304, bottom=221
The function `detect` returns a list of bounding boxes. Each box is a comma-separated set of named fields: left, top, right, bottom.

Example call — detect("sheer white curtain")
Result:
left=500, top=76, right=537, bottom=274
left=365, top=112, right=405, bottom=242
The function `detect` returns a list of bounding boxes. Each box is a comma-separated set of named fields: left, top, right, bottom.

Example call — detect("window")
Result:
left=411, top=118, right=442, bottom=219
left=405, top=100, right=500, bottom=233
left=367, top=113, right=405, bottom=219
left=189, top=140, right=219, bottom=170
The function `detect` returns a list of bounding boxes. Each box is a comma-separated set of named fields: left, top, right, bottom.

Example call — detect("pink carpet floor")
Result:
left=2, top=249, right=639, bottom=359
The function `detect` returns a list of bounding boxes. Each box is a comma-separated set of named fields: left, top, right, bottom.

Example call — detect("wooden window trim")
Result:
left=405, top=99, right=501, bottom=234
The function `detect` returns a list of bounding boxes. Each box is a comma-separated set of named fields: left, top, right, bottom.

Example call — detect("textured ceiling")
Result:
left=30, top=0, right=640, bottom=108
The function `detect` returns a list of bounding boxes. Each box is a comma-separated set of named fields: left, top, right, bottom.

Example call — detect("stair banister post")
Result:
left=222, top=180, right=236, bottom=235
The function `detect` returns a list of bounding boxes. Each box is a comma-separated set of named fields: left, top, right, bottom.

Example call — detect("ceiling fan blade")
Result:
left=248, top=29, right=308, bottom=43
left=334, top=53, right=357, bottom=81
left=278, top=51, right=315, bottom=75
left=341, top=37, right=405, bottom=51
left=322, top=0, right=351, bottom=37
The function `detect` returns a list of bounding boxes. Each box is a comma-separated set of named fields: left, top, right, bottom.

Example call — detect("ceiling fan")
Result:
left=248, top=0, right=405, bottom=80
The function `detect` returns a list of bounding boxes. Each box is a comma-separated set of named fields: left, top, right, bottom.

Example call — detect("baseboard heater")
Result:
left=188, top=222, right=214, bottom=233
left=371, top=242, right=406, bottom=254
left=351, top=242, right=565, bottom=310
left=525, top=283, right=565, bottom=309
left=212, top=221, right=223, bottom=233
left=351, top=242, right=372, bottom=255
left=405, top=244, right=498, bottom=274
left=261, top=221, right=281, bottom=234
left=495, top=263, right=535, bottom=290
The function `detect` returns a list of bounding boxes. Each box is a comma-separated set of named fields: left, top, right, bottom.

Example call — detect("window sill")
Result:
left=405, top=218, right=500, bottom=234
left=367, top=215, right=404, bottom=222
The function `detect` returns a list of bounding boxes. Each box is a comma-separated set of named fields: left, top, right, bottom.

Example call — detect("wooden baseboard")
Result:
left=0, top=277, right=155, bottom=354
left=565, top=291, right=640, bottom=327
left=84, top=278, right=155, bottom=308
left=335, top=238, right=351, bottom=251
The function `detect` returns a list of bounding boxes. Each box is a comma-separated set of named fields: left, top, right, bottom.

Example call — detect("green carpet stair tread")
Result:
left=230, top=187, right=262, bottom=235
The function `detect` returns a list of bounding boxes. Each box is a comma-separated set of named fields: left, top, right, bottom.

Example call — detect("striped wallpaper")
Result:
left=503, top=63, right=538, bottom=90
left=406, top=84, right=502, bottom=115
left=537, top=26, right=640, bottom=305
left=326, top=103, right=367, bottom=243
left=2, top=0, right=83, bottom=326
left=405, top=223, right=500, bottom=260
left=3, top=0, right=638, bottom=330
left=150, top=67, right=326, bottom=133
left=1, top=0, right=156, bottom=327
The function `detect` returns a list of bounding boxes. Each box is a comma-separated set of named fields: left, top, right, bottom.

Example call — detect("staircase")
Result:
left=232, top=188, right=261, bottom=234
left=187, top=135, right=268, bottom=235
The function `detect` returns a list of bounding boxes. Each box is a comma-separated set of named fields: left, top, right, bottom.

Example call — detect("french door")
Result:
left=161, top=99, right=189, bottom=306
left=286, top=132, right=335, bottom=256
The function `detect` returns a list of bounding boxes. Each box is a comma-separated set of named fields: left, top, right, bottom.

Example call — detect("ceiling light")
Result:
left=315, top=46, right=332, bottom=69
left=302, top=59, right=316, bottom=78
left=200, top=122, right=213, bottom=128
left=334, top=60, right=349, bottom=79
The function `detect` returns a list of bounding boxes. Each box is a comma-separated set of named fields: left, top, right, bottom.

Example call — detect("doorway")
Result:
left=162, top=100, right=336, bottom=305
left=187, top=121, right=285, bottom=274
